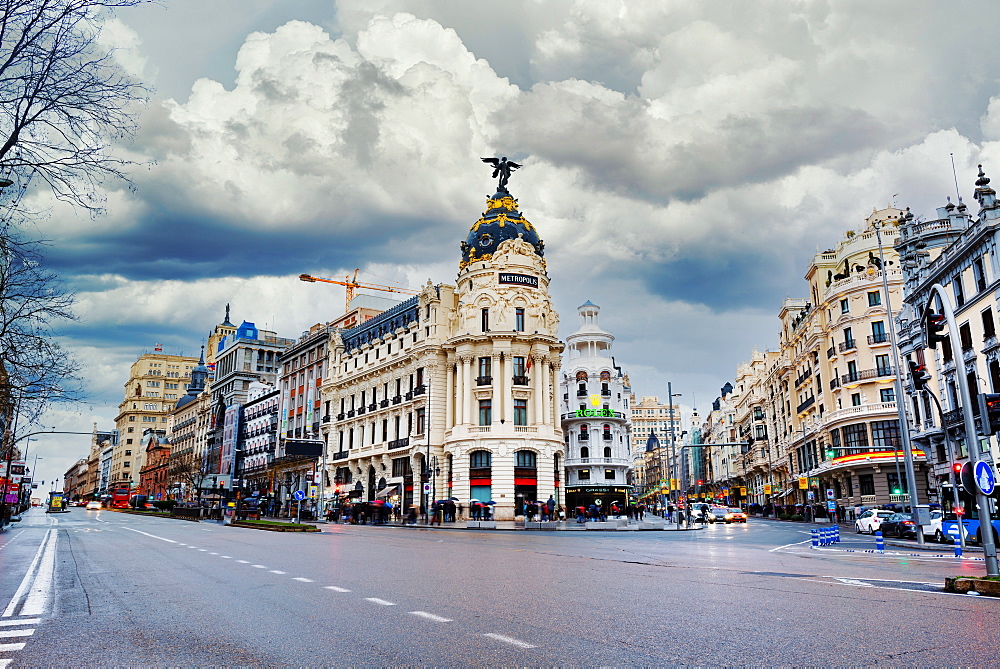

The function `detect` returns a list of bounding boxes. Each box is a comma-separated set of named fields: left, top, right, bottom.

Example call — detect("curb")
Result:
left=228, top=522, right=320, bottom=533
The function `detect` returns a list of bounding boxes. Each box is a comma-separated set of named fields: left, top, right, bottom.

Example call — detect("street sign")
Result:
left=763, top=484, right=772, bottom=495
left=826, top=489, right=835, bottom=500
left=826, top=500, right=836, bottom=511
left=807, top=491, right=815, bottom=501
left=293, top=490, right=305, bottom=501
left=798, top=477, right=808, bottom=490
left=423, top=483, right=430, bottom=493
left=974, top=461, right=997, bottom=495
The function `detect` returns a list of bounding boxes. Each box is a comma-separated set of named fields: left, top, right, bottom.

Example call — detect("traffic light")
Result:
left=925, top=312, right=947, bottom=349
left=826, top=448, right=836, bottom=459
left=953, top=462, right=963, bottom=477
left=908, top=359, right=931, bottom=391
left=979, top=393, right=1000, bottom=435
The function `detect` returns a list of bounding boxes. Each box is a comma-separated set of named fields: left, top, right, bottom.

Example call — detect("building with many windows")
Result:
left=897, top=165, right=1000, bottom=516
left=559, top=300, right=632, bottom=510
left=704, top=208, right=932, bottom=514
left=322, top=187, right=564, bottom=520
left=113, top=349, right=198, bottom=491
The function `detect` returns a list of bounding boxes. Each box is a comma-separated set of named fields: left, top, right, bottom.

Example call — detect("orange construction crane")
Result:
left=299, top=269, right=418, bottom=311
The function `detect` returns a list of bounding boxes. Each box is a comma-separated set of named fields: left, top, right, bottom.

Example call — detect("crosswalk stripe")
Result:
left=0, top=619, right=40, bottom=627
left=0, top=643, right=26, bottom=652
left=0, top=629, right=33, bottom=638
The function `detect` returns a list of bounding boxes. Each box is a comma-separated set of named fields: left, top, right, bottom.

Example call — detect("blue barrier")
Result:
left=811, top=529, right=819, bottom=548
left=875, top=530, right=885, bottom=553
left=834, top=525, right=840, bottom=543
left=954, top=541, right=962, bottom=558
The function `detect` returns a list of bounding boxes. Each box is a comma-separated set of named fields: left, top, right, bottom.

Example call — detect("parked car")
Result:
left=85, top=500, right=102, bottom=510
left=723, top=508, right=747, bottom=523
left=921, top=510, right=952, bottom=543
left=855, top=509, right=895, bottom=534
left=880, top=512, right=917, bottom=538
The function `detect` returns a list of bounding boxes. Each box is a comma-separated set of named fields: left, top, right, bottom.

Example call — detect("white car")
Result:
left=855, top=509, right=895, bottom=534
left=85, top=500, right=102, bottom=510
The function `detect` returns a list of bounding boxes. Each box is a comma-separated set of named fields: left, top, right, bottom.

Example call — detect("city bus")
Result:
left=942, top=499, right=1000, bottom=545
left=110, top=488, right=131, bottom=509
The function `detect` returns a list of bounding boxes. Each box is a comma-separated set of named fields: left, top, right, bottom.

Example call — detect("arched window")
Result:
left=602, top=423, right=612, bottom=440
left=470, top=450, right=492, bottom=468
left=603, top=446, right=612, bottom=458
left=580, top=425, right=589, bottom=441
left=580, top=446, right=589, bottom=458
left=515, top=450, right=537, bottom=467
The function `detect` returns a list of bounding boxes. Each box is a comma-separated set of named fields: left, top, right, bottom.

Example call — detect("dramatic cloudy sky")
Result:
left=19, top=0, right=1000, bottom=487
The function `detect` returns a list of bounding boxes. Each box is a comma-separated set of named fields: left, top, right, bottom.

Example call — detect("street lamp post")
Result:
left=666, top=384, right=682, bottom=525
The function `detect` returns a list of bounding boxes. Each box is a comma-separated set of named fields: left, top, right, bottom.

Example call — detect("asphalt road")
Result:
left=1, top=509, right=996, bottom=667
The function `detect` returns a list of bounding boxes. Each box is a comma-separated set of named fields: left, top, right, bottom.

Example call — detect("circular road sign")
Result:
left=293, top=490, right=305, bottom=501
left=974, top=461, right=997, bottom=496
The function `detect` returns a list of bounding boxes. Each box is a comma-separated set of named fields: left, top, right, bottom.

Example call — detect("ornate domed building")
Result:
left=322, top=179, right=564, bottom=521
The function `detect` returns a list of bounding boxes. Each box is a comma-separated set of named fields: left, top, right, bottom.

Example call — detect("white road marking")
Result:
left=484, top=633, right=535, bottom=649
left=236, top=560, right=250, bottom=564
left=2, top=530, right=52, bottom=617
left=0, top=629, right=33, bottom=638
left=123, top=528, right=177, bottom=544
left=769, top=538, right=813, bottom=552
left=209, top=552, right=219, bottom=555
left=0, top=643, right=26, bottom=652
left=188, top=546, right=198, bottom=549
left=219, top=556, right=232, bottom=559
left=270, top=570, right=286, bottom=575
left=16, top=530, right=58, bottom=617
left=251, top=565, right=267, bottom=569
left=0, top=657, right=12, bottom=667
left=0, top=620, right=39, bottom=627
left=324, top=586, right=351, bottom=593
left=365, top=598, right=395, bottom=606
left=292, top=577, right=313, bottom=583
left=410, top=611, right=452, bottom=623
left=0, top=530, right=25, bottom=553
left=198, top=549, right=207, bottom=552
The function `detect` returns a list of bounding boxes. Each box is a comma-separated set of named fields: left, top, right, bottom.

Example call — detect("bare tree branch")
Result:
left=0, top=0, right=151, bottom=212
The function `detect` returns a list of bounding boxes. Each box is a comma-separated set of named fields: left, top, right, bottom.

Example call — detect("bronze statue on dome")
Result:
left=481, top=156, right=522, bottom=192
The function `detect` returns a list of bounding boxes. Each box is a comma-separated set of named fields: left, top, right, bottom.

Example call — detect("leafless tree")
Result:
left=168, top=452, right=212, bottom=506
left=0, top=228, right=80, bottom=434
left=0, top=0, right=150, bottom=211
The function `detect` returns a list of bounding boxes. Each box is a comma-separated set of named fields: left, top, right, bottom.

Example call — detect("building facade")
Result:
left=897, top=165, right=1000, bottom=515
left=322, top=187, right=564, bottom=520
left=559, top=301, right=632, bottom=509
left=138, top=428, right=170, bottom=500
left=239, top=381, right=279, bottom=502
left=168, top=348, right=212, bottom=502
left=113, top=350, right=198, bottom=491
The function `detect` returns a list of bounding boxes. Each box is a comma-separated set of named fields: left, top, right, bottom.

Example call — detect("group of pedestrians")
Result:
left=523, top=497, right=558, bottom=521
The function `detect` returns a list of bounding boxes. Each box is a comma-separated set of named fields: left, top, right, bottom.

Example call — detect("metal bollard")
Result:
left=875, top=530, right=885, bottom=553
left=822, top=527, right=830, bottom=545
left=811, top=528, right=819, bottom=548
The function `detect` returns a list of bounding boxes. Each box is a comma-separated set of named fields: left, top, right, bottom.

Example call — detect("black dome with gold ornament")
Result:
left=460, top=190, right=544, bottom=269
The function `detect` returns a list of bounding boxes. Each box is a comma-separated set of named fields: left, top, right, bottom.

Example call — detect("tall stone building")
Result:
left=322, top=185, right=564, bottom=520
left=559, top=301, right=632, bottom=510
left=113, top=348, right=198, bottom=492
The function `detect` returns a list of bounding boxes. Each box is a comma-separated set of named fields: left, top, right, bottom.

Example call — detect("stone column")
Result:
left=455, top=360, right=464, bottom=426
left=504, top=356, right=514, bottom=424
left=462, top=356, right=473, bottom=426
left=541, top=356, right=551, bottom=426
left=551, top=361, right=562, bottom=429
left=493, top=353, right=503, bottom=425
left=445, top=360, right=454, bottom=429
left=532, top=354, right=543, bottom=425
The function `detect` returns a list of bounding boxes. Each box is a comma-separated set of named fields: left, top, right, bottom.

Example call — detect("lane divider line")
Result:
left=484, top=633, right=535, bottom=649
left=410, top=611, right=452, bottom=623
left=365, top=598, right=395, bottom=606
left=269, top=570, right=286, bottom=575
left=123, top=528, right=177, bottom=544
left=251, top=565, right=267, bottom=569
left=292, top=578, right=313, bottom=583
left=236, top=560, right=250, bottom=564
left=324, top=586, right=351, bottom=593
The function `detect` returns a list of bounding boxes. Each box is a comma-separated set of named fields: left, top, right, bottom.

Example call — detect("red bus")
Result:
left=111, top=488, right=131, bottom=509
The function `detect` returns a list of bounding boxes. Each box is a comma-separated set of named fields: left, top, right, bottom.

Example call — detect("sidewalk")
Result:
left=254, top=514, right=704, bottom=532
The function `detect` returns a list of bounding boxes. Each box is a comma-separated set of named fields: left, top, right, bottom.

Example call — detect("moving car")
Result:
left=879, top=512, right=917, bottom=538
left=85, top=500, right=102, bottom=510
left=922, top=510, right=952, bottom=543
left=707, top=507, right=729, bottom=523
left=723, top=508, right=747, bottom=523
left=855, top=509, right=894, bottom=534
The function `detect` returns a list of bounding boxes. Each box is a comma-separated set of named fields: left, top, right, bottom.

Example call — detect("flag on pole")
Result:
left=526, top=357, right=532, bottom=372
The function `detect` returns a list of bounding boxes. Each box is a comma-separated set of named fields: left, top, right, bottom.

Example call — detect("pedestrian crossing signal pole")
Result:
left=925, top=285, right=998, bottom=576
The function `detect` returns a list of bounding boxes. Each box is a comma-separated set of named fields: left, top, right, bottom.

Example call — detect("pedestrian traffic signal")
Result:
left=979, top=393, right=1000, bottom=435
left=908, top=359, right=931, bottom=391
left=925, top=312, right=947, bottom=349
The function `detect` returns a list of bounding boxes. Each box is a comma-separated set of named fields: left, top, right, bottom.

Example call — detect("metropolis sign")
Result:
left=498, top=273, right=538, bottom=288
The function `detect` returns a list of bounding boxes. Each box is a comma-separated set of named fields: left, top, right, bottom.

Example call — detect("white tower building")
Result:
left=560, top=301, right=633, bottom=510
